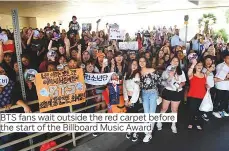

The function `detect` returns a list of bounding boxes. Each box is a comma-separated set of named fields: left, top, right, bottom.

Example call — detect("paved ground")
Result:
left=71, top=104, right=229, bottom=151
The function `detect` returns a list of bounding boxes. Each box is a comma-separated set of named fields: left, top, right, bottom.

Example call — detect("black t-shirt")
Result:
left=69, top=21, right=80, bottom=34
left=51, top=25, right=59, bottom=32
left=30, top=38, right=45, bottom=53
left=44, top=26, right=52, bottom=31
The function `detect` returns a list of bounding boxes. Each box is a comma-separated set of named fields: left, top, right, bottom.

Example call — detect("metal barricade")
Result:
left=0, top=86, right=107, bottom=151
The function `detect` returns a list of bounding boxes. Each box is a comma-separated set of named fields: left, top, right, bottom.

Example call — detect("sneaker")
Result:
left=221, top=111, right=229, bottom=117
left=92, top=133, right=98, bottom=137
left=132, top=133, right=138, bottom=142
left=171, top=124, right=177, bottom=134
left=126, top=132, right=131, bottom=139
left=202, top=114, right=209, bottom=121
left=212, top=112, right=222, bottom=118
left=143, top=134, right=152, bottom=143
left=157, top=122, right=162, bottom=131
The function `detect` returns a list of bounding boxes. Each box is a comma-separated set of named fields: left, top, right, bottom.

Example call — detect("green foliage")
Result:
left=215, top=29, right=228, bottom=43
left=199, top=13, right=217, bottom=34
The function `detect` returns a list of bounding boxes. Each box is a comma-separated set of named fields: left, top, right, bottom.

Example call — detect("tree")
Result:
left=198, top=13, right=217, bottom=35
left=215, top=29, right=228, bottom=43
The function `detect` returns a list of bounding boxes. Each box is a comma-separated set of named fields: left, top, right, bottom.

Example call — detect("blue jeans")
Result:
left=142, top=90, right=158, bottom=113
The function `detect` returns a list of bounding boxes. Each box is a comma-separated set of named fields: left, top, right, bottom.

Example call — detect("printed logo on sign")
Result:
left=40, top=88, right=49, bottom=97
left=0, top=75, right=9, bottom=87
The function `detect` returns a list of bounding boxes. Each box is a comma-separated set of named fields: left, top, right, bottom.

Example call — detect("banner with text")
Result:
left=109, top=28, right=125, bottom=40
left=35, top=69, right=86, bottom=112
left=84, top=72, right=114, bottom=85
left=119, top=42, right=138, bottom=50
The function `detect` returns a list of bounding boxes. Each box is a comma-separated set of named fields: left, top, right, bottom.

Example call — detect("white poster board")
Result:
left=119, top=42, right=138, bottom=50
left=109, top=28, right=125, bottom=40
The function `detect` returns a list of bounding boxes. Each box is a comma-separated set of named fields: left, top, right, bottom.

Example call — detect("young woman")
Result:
left=157, top=57, right=186, bottom=133
left=177, top=50, right=188, bottom=72
left=139, top=57, right=161, bottom=143
left=161, top=46, right=171, bottom=55
left=123, top=60, right=140, bottom=142
left=152, top=50, right=165, bottom=74
left=187, top=60, right=208, bottom=130
left=201, top=55, right=215, bottom=121
left=111, top=51, right=126, bottom=80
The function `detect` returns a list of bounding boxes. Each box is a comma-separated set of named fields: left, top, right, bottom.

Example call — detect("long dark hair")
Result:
left=125, top=60, right=140, bottom=80
left=193, top=60, right=203, bottom=74
left=139, top=56, right=150, bottom=68
left=170, top=56, right=182, bottom=75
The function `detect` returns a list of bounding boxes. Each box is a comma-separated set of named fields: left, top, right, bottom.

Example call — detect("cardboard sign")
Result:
left=0, top=75, right=9, bottom=87
left=82, top=23, right=92, bottom=31
left=35, top=69, right=86, bottom=112
left=119, top=42, right=138, bottom=50
left=85, top=73, right=114, bottom=85
left=109, top=28, right=124, bottom=40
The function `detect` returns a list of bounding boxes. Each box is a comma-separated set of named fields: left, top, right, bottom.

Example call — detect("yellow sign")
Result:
left=184, top=21, right=188, bottom=25
left=35, top=69, right=86, bottom=112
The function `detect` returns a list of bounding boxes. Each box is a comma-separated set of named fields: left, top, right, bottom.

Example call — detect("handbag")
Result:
left=199, top=90, right=213, bottom=112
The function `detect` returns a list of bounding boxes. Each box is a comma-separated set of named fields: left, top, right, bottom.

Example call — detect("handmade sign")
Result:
left=109, top=28, right=124, bottom=40
left=82, top=23, right=92, bottom=31
left=84, top=72, right=114, bottom=85
left=35, top=69, right=86, bottom=112
left=119, top=42, right=138, bottom=50
left=0, top=75, right=9, bottom=87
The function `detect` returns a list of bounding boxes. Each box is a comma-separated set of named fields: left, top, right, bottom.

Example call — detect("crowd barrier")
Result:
left=0, top=86, right=108, bottom=151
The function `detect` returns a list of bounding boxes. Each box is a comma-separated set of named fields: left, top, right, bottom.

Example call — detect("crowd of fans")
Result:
left=0, top=15, right=229, bottom=150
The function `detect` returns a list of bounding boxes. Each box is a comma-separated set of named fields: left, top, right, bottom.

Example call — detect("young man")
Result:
left=213, top=52, right=229, bottom=118
left=68, top=16, right=80, bottom=36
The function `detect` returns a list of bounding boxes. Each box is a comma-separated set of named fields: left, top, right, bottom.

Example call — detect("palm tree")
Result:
left=198, top=13, right=217, bottom=35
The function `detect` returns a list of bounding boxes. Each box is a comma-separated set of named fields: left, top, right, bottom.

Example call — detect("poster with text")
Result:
left=119, top=42, right=138, bottom=50
left=109, top=28, right=125, bottom=40
left=35, top=69, right=86, bottom=112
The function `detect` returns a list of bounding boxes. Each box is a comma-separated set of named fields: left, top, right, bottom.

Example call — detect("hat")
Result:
left=97, top=52, right=105, bottom=58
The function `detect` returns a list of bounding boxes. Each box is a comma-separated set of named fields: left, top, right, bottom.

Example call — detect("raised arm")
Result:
left=48, top=40, right=53, bottom=51
left=27, top=30, right=34, bottom=45
left=65, top=37, right=70, bottom=58
left=0, top=41, right=3, bottom=63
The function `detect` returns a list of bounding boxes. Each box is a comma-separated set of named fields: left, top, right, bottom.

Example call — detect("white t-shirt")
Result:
left=202, top=68, right=214, bottom=88
left=162, top=70, right=186, bottom=92
left=215, top=62, right=229, bottom=91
